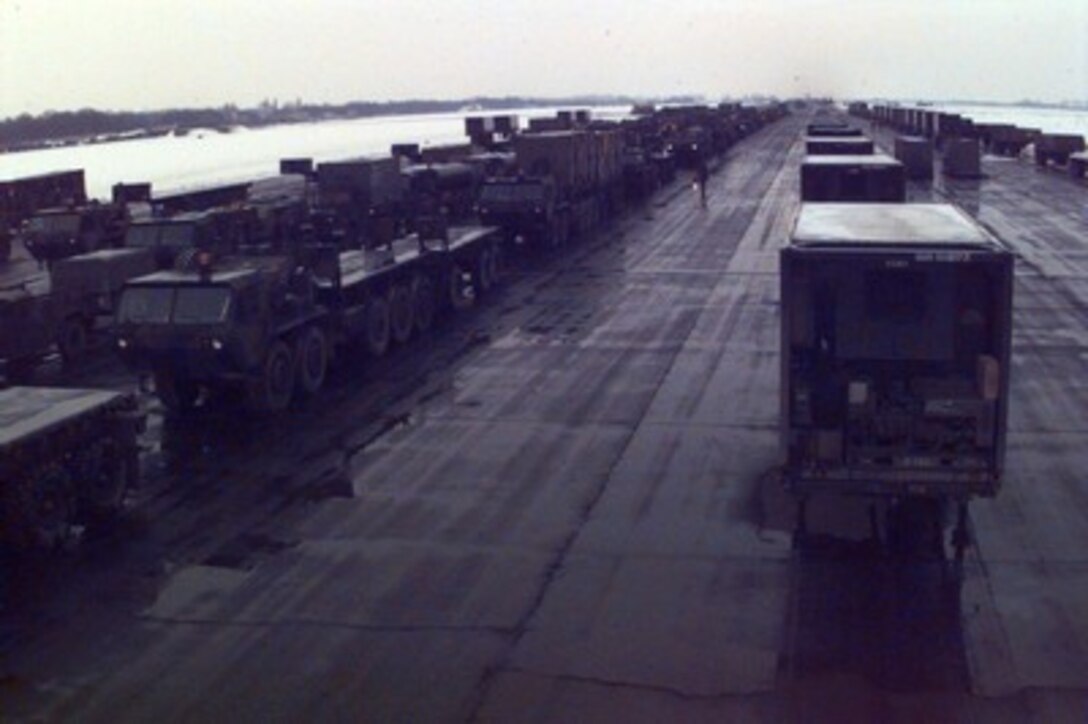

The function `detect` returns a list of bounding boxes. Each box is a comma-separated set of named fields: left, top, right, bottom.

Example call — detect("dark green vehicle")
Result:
left=0, top=248, right=156, bottom=380
left=114, top=253, right=327, bottom=412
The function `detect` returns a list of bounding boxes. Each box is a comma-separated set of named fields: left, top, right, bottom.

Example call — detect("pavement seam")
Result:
left=463, top=118, right=804, bottom=723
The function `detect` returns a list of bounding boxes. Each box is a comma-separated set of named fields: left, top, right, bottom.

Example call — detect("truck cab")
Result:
left=115, top=254, right=325, bottom=412
left=477, top=177, right=567, bottom=248
left=124, top=209, right=255, bottom=269
left=20, top=205, right=127, bottom=265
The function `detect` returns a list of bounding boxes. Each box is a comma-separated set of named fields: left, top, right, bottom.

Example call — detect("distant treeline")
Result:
left=0, top=96, right=698, bottom=152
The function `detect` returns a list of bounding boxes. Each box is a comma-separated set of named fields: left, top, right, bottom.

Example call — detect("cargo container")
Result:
left=781, top=203, right=1013, bottom=551
left=0, top=386, right=143, bottom=547
left=800, top=154, right=906, bottom=203
left=1069, top=151, right=1088, bottom=180
left=894, top=136, right=934, bottom=180
left=804, top=137, right=875, bottom=155
left=942, top=138, right=982, bottom=178
left=1034, top=134, right=1086, bottom=168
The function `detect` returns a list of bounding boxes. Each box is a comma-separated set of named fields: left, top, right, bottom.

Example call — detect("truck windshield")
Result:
left=117, top=287, right=174, bottom=324
left=173, top=287, right=232, bottom=324
left=125, top=224, right=197, bottom=249
left=480, top=183, right=545, bottom=204
left=26, top=214, right=80, bottom=234
left=118, top=286, right=231, bottom=325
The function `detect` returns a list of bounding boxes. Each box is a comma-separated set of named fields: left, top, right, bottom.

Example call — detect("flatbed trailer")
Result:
left=0, top=386, right=143, bottom=547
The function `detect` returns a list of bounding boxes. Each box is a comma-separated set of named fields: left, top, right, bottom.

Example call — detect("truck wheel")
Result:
left=389, top=283, right=415, bottom=345
left=366, top=295, right=391, bottom=357
left=487, top=243, right=503, bottom=285
left=7, top=464, right=75, bottom=549
left=5, top=357, right=38, bottom=383
left=412, top=275, right=436, bottom=334
left=296, top=326, right=328, bottom=395
left=58, top=315, right=89, bottom=366
left=155, top=370, right=200, bottom=413
left=476, top=248, right=494, bottom=294
left=81, top=440, right=134, bottom=519
left=249, top=340, right=295, bottom=411
left=448, top=263, right=474, bottom=311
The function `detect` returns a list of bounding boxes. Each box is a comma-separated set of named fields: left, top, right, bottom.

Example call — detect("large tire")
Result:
left=79, top=440, right=135, bottom=519
left=5, top=464, right=75, bottom=548
left=412, top=274, right=436, bottom=334
left=389, top=283, right=414, bottom=345
left=487, top=242, right=503, bottom=285
left=5, top=357, right=38, bottom=384
left=475, top=247, right=494, bottom=294
left=155, top=369, right=200, bottom=413
left=58, top=315, right=89, bottom=366
left=366, top=295, right=391, bottom=357
left=296, top=326, right=328, bottom=395
left=448, top=263, right=473, bottom=311
left=248, top=340, right=295, bottom=411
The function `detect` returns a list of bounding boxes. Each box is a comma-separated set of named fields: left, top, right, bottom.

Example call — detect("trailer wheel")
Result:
left=6, top=464, right=75, bottom=549
left=249, top=339, right=295, bottom=411
left=476, top=248, right=494, bottom=294
left=389, top=283, right=415, bottom=345
left=366, top=295, right=391, bottom=357
left=412, top=274, right=436, bottom=334
left=155, top=370, right=200, bottom=413
left=296, top=326, right=328, bottom=395
left=448, top=263, right=474, bottom=311
left=58, top=315, right=89, bottom=366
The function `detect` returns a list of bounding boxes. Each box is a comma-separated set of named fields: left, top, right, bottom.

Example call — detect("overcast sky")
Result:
left=1, top=0, right=1086, bottom=117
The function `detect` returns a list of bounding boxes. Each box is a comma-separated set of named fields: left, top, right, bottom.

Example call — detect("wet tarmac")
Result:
left=2, top=114, right=1088, bottom=722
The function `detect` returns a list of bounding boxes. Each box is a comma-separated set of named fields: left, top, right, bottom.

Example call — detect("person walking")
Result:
left=695, top=157, right=709, bottom=209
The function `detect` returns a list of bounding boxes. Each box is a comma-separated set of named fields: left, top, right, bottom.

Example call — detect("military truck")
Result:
left=0, top=248, right=157, bottom=379
left=114, top=224, right=503, bottom=413
left=781, top=203, right=1013, bottom=554
left=18, top=203, right=129, bottom=266
left=402, top=162, right=479, bottom=223
left=0, top=170, right=87, bottom=264
left=478, top=129, right=609, bottom=250
left=477, top=176, right=570, bottom=249
left=0, top=386, right=143, bottom=547
left=123, top=208, right=259, bottom=270
left=800, top=154, right=907, bottom=203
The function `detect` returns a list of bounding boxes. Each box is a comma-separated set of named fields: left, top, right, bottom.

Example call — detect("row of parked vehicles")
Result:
left=0, top=101, right=789, bottom=547
left=783, top=112, right=1014, bottom=558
